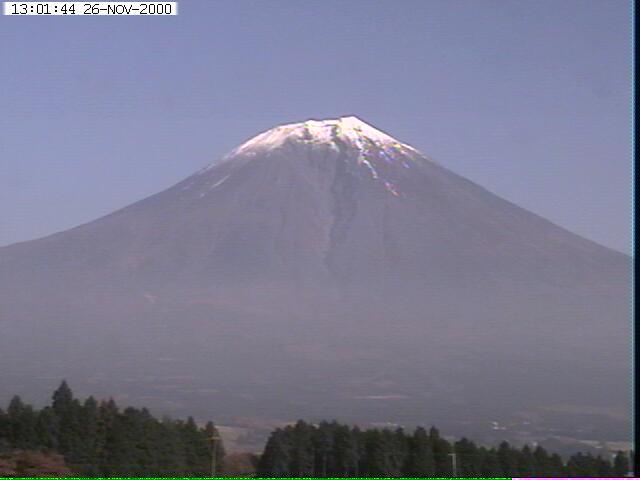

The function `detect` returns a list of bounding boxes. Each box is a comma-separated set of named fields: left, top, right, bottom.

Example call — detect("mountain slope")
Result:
left=0, top=116, right=630, bottom=447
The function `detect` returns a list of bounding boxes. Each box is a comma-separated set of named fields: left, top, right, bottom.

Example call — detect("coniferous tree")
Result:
left=51, top=381, right=84, bottom=462
left=595, top=454, right=614, bottom=477
left=352, top=426, right=366, bottom=476
left=96, top=398, right=119, bottom=475
left=332, top=424, right=358, bottom=476
left=156, top=416, right=185, bottom=475
left=257, top=428, right=291, bottom=477
left=455, top=437, right=480, bottom=477
left=532, top=445, right=551, bottom=476
left=517, top=444, right=536, bottom=477
left=289, top=421, right=314, bottom=477
left=7, top=396, right=38, bottom=449
left=74, top=396, right=100, bottom=475
left=181, top=416, right=204, bottom=476
left=566, top=452, right=603, bottom=477
left=428, top=426, right=452, bottom=475
left=479, top=448, right=503, bottom=477
left=103, top=406, right=137, bottom=475
left=613, top=451, right=630, bottom=477
left=361, top=429, right=385, bottom=476
left=126, top=407, right=157, bottom=476
left=34, top=406, right=59, bottom=451
left=313, top=422, right=335, bottom=477
left=497, top=440, right=519, bottom=475
left=0, top=409, right=9, bottom=452
left=51, top=381, right=73, bottom=412
left=202, top=421, right=224, bottom=477
left=386, top=428, right=407, bottom=476
left=548, top=452, right=565, bottom=476
left=404, top=426, right=435, bottom=477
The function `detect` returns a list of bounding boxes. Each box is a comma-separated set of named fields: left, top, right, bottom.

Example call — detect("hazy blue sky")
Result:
left=0, top=0, right=632, bottom=252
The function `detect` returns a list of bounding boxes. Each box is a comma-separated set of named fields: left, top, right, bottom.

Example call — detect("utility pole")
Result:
left=448, top=452, right=457, bottom=477
left=210, top=431, right=220, bottom=477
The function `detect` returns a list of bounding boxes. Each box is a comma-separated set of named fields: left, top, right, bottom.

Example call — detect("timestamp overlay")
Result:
left=3, top=2, right=177, bottom=15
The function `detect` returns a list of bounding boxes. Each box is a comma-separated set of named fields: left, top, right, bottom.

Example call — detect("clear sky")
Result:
left=0, top=0, right=632, bottom=253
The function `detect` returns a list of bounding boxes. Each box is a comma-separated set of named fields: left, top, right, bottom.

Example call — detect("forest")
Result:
left=0, top=382, right=632, bottom=477
left=257, top=420, right=631, bottom=477
left=0, top=382, right=224, bottom=476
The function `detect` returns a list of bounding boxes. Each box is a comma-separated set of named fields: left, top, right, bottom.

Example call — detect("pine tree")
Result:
left=155, top=416, right=185, bottom=475
left=362, top=429, right=379, bottom=476
left=257, top=428, right=291, bottom=477
left=428, top=426, right=452, bottom=475
left=594, top=454, right=614, bottom=477
left=404, top=427, right=435, bottom=477
left=454, top=437, right=480, bottom=477
left=332, top=424, right=358, bottom=476
left=73, top=396, right=100, bottom=475
left=201, top=421, right=224, bottom=476
left=517, top=444, right=536, bottom=477
left=7, top=396, right=38, bottom=449
left=497, top=440, right=519, bottom=475
left=51, top=381, right=83, bottom=460
left=613, top=451, right=630, bottom=477
left=288, top=421, right=314, bottom=476
left=532, top=444, right=555, bottom=476
left=98, top=398, right=127, bottom=476
left=34, top=406, right=59, bottom=451
left=381, top=427, right=406, bottom=476
left=549, top=452, right=564, bottom=475
left=0, top=408, right=9, bottom=452
left=479, top=448, right=502, bottom=477
left=313, top=422, right=334, bottom=477
left=362, top=429, right=394, bottom=477
left=352, top=426, right=366, bottom=476
left=51, top=381, right=73, bottom=413
left=181, top=416, right=204, bottom=476
left=566, top=452, right=601, bottom=477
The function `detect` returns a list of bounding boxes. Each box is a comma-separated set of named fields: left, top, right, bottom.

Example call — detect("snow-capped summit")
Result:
left=201, top=116, right=426, bottom=197
left=226, top=116, right=419, bottom=159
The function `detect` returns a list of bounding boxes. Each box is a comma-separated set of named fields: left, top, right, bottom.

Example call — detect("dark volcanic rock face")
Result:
left=0, top=116, right=630, bottom=445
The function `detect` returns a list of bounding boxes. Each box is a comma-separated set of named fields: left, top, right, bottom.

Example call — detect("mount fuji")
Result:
left=0, top=116, right=630, bottom=448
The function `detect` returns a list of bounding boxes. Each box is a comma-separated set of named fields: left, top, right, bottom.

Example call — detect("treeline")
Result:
left=0, top=381, right=224, bottom=477
left=0, top=385, right=633, bottom=478
left=257, top=420, right=631, bottom=478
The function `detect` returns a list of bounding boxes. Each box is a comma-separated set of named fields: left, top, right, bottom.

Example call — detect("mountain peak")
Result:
left=0, top=113, right=628, bottom=442
left=225, top=116, right=419, bottom=160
